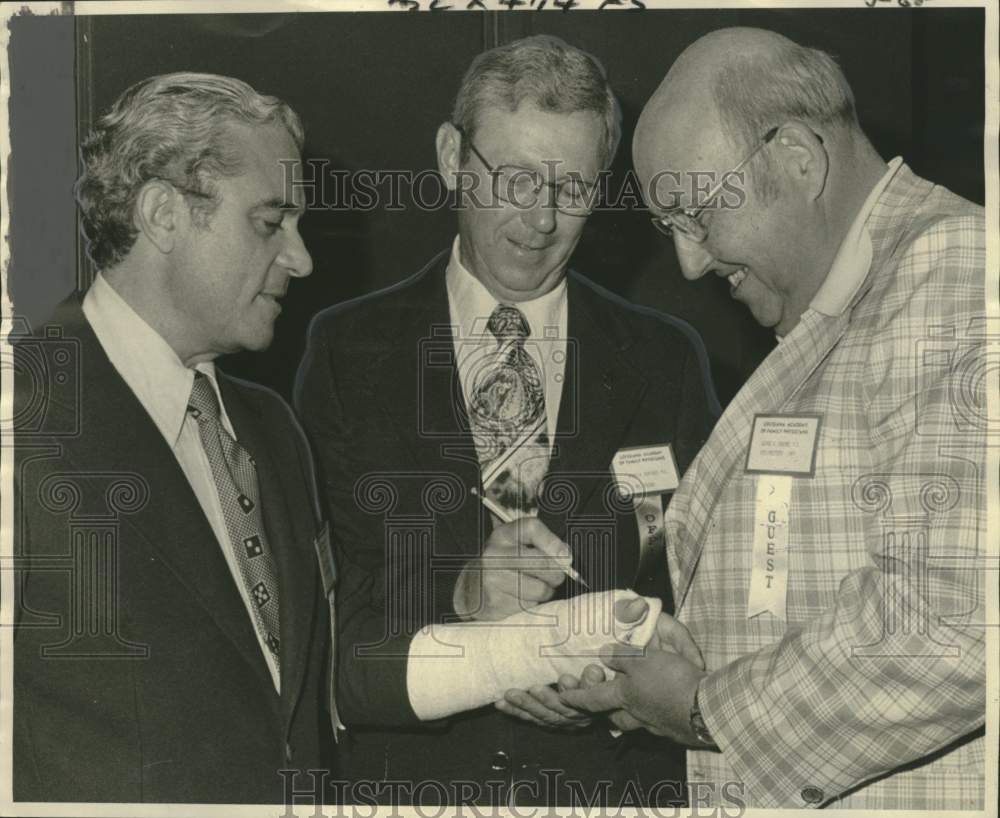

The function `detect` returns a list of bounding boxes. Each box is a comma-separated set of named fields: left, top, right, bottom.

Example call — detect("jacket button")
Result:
left=490, top=751, right=510, bottom=772
left=801, top=786, right=824, bottom=805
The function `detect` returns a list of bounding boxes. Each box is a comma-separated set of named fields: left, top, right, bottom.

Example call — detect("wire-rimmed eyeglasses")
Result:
left=454, top=124, right=599, bottom=217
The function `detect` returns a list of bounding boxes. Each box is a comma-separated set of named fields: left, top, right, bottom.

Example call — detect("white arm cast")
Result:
left=406, top=589, right=661, bottom=720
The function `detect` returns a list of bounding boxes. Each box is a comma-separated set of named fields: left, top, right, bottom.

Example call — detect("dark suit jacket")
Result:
left=12, top=295, right=331, bottom=804
left=294, top=251, right=719, bottom=806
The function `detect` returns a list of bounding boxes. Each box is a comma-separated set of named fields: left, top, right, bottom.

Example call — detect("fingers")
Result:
left=559, top=677, right=625, bottom=714
left=458, top=539, right=566, bottom=619
left=516, top=561, right=569, bottom=589
left=480, top=568, right=555, bottom=606
left=478, top=558, right=564, bottom=592
left=524, top=685, right=591, bottom=722
left=483, top=519, right=521, bottom=551
left=556, top=674, right=580, bottom=692
left=580, top=664, right=606, bottom=688
left=495, top=698, right=549, bottom=727
left=655, top=613, right=705, bottom=670
left=504, top=573, right=555, bottom=603
left=514, top=517, right=570, bottom=561
left=482, top=518, right=571, bottom=589
left=476, top=594, right=526, bottom=621
left=555, top=665, right=606, bottom=693
left=485, top=517, right=566, bottom=557
left=609, top=709, right=644, bottom=733
left=599, top=642, right=645, bottom=674
left=515, top=519, right=572, bottom=587
left=614, top=596, right=649, bottom=624
left=497, top=686, right=591, bottom=729
left=459, top=566, right=549, bottom=621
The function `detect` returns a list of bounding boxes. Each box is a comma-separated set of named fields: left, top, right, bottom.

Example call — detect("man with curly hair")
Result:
left=12, top=72, right=322, bottom=804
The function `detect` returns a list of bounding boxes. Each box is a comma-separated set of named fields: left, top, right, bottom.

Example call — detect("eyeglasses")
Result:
left=649, top=126, right=780, bottom=242
left=454, top=124, right=598, bottom=217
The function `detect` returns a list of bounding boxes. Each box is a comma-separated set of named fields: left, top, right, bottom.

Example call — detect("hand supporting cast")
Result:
left=558, top=617, right=715, bottom=748
left=499, top=605, right=707, bottom=733
left=406, top=590, right=662, bottom=721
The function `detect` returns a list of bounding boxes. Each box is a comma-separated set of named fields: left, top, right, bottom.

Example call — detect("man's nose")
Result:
left=279, top=224, right=313, bottom=278
left=522, top=191, right=558, bottom=234
left=673, top=232, right=716, bottom=280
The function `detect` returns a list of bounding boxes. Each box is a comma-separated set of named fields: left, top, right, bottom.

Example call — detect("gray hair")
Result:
left=76, top=72, right=304, bottom=270
left=713, top=42, right=858, bottom=200
left=451, top=34, right=621, bottom=168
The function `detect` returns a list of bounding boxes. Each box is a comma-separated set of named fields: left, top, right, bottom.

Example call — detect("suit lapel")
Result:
left=365, top=255, right=482, bottom=552
left=218, top=377, right=319, bottom=724
left=53, top=300, right=274, bottom=692
left=366, top=262, right=651, bottom=559
left=538, top=275, right=647, bottom=537
left=671, top=307, right=853, bottom=609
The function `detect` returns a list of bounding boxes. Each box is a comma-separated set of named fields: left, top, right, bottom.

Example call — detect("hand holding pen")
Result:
left=472, top=487, right=589, bottom=589
left=452, top=489, right=589, bottom=621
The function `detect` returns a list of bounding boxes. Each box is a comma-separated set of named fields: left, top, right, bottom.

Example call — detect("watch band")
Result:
left=689, top=687, right=719, bottom=749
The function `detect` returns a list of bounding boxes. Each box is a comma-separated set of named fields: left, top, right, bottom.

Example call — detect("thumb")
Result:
left=600, top=642, right=644, bottom=674
left=614, top=596, right=648, bottom=625
left=656, top=613, right=706, bottom=670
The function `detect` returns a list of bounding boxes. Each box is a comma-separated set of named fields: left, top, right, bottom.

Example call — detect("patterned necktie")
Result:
left=187, top=372, right=281, bottom=675
left=468, top=304, right=550, bottom=517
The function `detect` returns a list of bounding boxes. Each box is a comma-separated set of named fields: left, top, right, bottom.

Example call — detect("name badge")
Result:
left=612, top=444, right=680, bottom=498
left=745, top=414, right=822, bottom=477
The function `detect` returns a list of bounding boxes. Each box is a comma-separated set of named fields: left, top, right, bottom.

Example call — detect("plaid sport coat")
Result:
left=665, top=164, right=987, bottom=810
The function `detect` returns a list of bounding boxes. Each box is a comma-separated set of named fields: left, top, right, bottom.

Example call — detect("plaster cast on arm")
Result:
left=407, top=589, right=661, bottom=720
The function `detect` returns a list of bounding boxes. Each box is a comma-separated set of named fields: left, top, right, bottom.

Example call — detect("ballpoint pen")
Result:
left=471, top=486, right=590, bottom=589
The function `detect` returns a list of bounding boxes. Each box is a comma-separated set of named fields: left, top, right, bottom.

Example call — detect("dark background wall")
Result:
left=6, top=7, right=986, bottom=404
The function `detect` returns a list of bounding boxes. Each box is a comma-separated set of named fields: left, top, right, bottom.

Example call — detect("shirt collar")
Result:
left=811, top=156, right=903, bottom=317
left=82, top=272, right=227, bottom=448
left=445, top=235, right=567, bottom=341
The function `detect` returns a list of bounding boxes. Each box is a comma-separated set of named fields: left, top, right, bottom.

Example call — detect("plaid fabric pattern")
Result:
left=665, top=165, right=986, bottom=809
left=189, top=373, right=282, bottom=674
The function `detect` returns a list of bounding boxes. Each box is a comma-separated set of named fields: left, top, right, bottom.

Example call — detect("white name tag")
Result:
left=745, top=414, right=822, bottom=476
left=612, top=444, right=680, bottom=498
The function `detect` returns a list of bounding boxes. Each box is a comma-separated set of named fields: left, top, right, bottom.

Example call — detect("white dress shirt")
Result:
left=83, top=273, right=281, bottom=692
left=811, top=157, right=904, bottom=317
left=774, top=157, right=903, bottom=345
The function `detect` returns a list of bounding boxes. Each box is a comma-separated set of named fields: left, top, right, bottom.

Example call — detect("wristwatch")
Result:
left=689, top=685, right=719, bottom=750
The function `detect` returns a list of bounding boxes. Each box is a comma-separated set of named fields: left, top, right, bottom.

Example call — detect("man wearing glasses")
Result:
left=296, top=34, right=718, bottom=806
left=562, top=27, right=986, bottom=811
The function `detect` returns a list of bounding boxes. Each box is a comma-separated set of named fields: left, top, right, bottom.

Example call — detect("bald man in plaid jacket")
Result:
left=562, top=28, right=987, bottom=810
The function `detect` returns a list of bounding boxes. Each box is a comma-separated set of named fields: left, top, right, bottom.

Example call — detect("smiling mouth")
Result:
left=508, top=238, right=548, bottom=252
left=726, top=268, right=747, bottom=291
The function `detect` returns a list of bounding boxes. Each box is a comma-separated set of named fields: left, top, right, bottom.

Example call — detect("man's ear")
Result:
left=773, top=121, right=828, bottom=202
left=435, top=121, right=462, bottom=193
left=134, top=179, right=181, bottom=254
